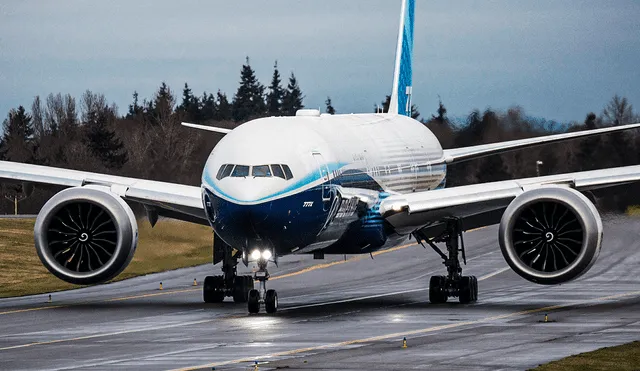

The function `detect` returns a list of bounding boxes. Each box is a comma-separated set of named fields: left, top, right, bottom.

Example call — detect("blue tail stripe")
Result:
left=397, top=0, right=414, bottom=116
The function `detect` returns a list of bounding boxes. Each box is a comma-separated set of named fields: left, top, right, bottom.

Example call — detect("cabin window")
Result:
left=282, top=164, right=293, bottom=180
left=252, top=165, right=271, bottom=177
left=271, top=164, right=286, bottom=179
left=231, top=165, right=249, bottom=177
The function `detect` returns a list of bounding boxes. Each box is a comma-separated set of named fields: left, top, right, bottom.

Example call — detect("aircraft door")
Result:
left=312, top=152, right=332, bottom=211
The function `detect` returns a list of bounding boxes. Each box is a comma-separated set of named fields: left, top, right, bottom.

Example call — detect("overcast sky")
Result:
left=1, top=0, right=639, bottom=123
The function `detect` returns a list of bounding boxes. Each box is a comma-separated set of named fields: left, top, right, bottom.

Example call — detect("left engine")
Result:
left=34, top=186, right=138, bottom=285
left=498, top=186, right=602, bottom=285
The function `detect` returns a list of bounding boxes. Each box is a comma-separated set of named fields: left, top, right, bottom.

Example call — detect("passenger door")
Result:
left=312, top=152, right=332, bottom=211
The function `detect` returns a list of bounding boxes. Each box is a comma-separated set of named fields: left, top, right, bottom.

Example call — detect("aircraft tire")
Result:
left=265, top=289, right=278, bottom=314
left=248, top=289, right=260, bottom=313
left=429, top=275, right=447, bottom=304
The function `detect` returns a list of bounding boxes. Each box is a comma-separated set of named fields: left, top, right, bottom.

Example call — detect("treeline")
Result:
left=1, top=56, right=639, bottom=214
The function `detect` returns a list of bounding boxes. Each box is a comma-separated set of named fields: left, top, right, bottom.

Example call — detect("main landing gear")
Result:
left=247, top=257, right=278, bottom=314
left=203, top=244, right=254, bottom=304
left=414, top=219, right=478, bottom=304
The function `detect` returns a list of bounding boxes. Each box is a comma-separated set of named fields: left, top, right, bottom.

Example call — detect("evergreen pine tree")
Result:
left=231, top=57, right=266, bottom=122
left=178, top=83, right=202, bottom=122
left=325, top=97, right=336, bottom=114
left=282, top=72, right=304, bottom=115
left=127, top=91, right=143, bottom=118
left=1, top=106, right=35, bottom=162
left=84, top=107, right=128, bottom=169
left=215, top=91, right=232, bottom=121
left=201, top=92, right=217, bottom=121
left=266, top=61, right=284, bottom=116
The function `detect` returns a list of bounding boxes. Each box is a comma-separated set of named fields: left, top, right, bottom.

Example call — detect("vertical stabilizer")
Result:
left=388, top=0, right=415, bottom=116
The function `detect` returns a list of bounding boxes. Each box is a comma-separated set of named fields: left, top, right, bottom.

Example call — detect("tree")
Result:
left=603, top=95, right=634, bottom=126
left=127, top=91, right=143, bottom=119
left=325, top=97, right=336, bottom=114
left=84, top=106, right=128, bottom=169
left=576, top=112, right=601, bottom=171
left=232, top=57, right=266, bottom=122
left=432, top=98, right=447, bottom=124
left=1, top=106, right=35, bottom=163
left=215, top=91, right=232, bottom=121
left=31, top=96, right=45, bottom=139
left=200, top=92, right=217, bottom=121
left=281, top=72, right=304, bottom=116
left=266, top=61, right=284, bottom=116
left=178, top=83, right=202, bottom=122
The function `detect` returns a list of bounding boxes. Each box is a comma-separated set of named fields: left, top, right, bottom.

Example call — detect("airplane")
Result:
left=5, top=0, right=640, bottom=314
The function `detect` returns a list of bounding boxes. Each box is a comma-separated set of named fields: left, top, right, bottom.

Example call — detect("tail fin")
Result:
left=388, top=0, right=415, bottom=116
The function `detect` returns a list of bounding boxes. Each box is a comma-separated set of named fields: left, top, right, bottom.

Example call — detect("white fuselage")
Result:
left=201, top=113, right=447, bottom=255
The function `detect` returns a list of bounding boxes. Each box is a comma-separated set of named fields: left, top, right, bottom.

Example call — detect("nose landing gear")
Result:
left=248, top=258, right=278, bottom=314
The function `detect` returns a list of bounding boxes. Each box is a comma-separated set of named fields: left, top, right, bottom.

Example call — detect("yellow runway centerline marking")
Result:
left=168, top=289, right=640, bottom=371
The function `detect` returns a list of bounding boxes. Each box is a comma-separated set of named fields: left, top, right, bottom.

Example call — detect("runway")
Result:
left=1, top=215, right=640, bottom=370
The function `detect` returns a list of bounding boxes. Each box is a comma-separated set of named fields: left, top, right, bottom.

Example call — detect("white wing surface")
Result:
left=0, top=160, right=205, bottom=223
left=442, top=122, right=640, bottom=164
left=380, top=165, right=640, bottom=235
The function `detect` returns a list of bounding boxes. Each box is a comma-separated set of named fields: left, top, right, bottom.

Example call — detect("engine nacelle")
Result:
left=34, top=187, right=138, bottom=285
left=498, top=187, right=602, bottom=285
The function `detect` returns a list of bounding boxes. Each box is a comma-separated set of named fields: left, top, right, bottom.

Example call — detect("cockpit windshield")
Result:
left=231, top=165, right=250, bottom=177
left=216, top=164, right=293, bottom=180
left=252, top=165, right=271, bottom=177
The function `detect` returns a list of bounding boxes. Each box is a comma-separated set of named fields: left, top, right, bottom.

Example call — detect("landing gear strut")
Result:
left=203, top=240, right=254, bottom=304
left=414, top=219, right=478, bottom=304
left=248, top=258, right=278, bottom=314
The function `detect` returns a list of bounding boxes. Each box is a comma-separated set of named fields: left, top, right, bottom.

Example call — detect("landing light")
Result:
left=262, top=249, right=272, bottom=260
left=250, top=249, right=261, bottom=260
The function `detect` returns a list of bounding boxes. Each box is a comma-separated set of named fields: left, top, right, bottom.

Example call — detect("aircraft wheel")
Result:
left=429, top=275, right=448, bottom=304
left=459, top=276, right=473, bottom=304
left=265, top=289, right=278, bottom=314
left=248, top=289, right=260, bottom=314
left=471, top=276, right=478, bottom=302
left=203, top=275, right=224, bottom=303
left=233, top=276, right=249, bottom=303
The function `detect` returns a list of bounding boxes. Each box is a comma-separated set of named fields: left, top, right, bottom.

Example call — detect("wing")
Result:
left=380, top=165, right=640, bottom=236
left=181, top=122, right=232, bottom=134
left=0, top=160, right=206, bottom=224
left=442, top=122, right=640, bottom=164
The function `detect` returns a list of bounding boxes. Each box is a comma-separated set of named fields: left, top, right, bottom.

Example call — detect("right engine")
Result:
left=34, top=186, right=138, bottom=285
left=498, top=186, right=602, bottom=285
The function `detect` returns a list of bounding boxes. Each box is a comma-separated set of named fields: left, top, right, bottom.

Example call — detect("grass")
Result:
left=626, top=205, right=640, bottom=216
left=0, top=218, right=213, bottom=298
left=531, top=341, right=640, bottom=371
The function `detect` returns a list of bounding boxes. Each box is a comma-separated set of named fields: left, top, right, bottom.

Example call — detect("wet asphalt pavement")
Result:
left=1, top=215, right=639, bottom=370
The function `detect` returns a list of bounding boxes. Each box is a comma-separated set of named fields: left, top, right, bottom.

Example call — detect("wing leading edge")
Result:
left=442, top=122, right=640, bottom=164
left=380, top=164, right=640, bottom=235
left=0, top=160, right=205, bottom=224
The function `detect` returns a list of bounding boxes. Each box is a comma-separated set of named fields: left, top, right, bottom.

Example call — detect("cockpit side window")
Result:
left=220, top=164, right=234, bottom=179
left=231, top=165, right=250, bottom=177
left=282, top=164, right=293, bottom=180
left=271, top=164, right=285, bottom=179
left=252, top=165, right=271, bottom=177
